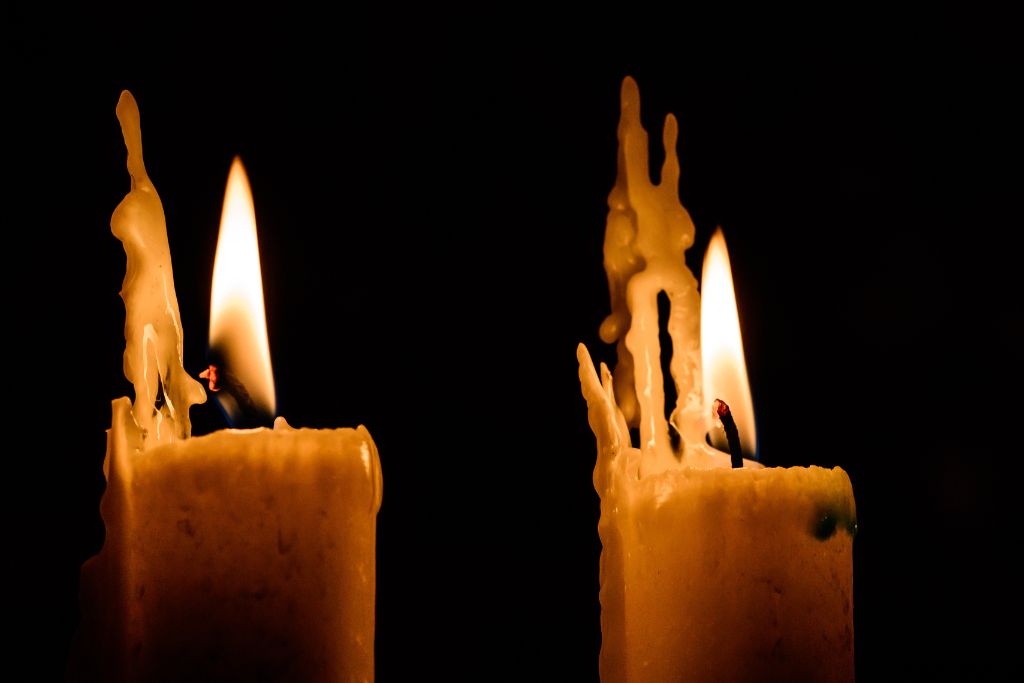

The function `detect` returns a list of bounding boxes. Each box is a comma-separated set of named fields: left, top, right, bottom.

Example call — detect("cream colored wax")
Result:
left=578, top=78, right=855, bottom=682
left=71, top=92, right=382, bottom=682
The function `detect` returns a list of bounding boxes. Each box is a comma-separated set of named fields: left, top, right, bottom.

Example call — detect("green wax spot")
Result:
left=813, top=508, right=858, bottom=541
left=815, top=512, right=838, bottom=540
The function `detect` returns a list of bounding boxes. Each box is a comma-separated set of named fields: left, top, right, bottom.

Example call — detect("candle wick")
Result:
left=202, top=352, right=273, bottom=428
left=199, top=365, right=221, bottom=392
left=713, top=399, right=744, bottom=468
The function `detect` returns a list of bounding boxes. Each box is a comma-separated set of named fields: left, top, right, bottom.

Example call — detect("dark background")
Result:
left=13, top=13, right=1021, bottom=682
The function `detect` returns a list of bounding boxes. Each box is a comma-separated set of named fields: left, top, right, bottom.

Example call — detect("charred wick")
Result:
left=713, top=399, right=744, bottom=469
left=202, top=348, right=274, bottom=429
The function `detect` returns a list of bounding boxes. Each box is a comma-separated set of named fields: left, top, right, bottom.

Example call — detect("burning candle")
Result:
left=578, top=78, right=855, bottom=682
left=71, top=92, right=382, bottom=682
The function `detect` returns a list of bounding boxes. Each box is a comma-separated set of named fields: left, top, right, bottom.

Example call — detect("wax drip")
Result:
left=111, top=91, right=206, bottom=447
left=593, top=77, right=704, bottom=477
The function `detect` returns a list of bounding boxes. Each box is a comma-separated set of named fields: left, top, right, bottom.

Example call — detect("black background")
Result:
left=14, top=12, right=1021, bottom=682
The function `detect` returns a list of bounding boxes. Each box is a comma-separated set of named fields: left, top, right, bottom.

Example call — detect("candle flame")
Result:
left=701, top=228, right=756, bottom=458
left=209, top=157, right=276, bottom=420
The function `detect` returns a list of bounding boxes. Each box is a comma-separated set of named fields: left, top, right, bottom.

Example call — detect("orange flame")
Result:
left=701, top=228, right=756, bottom=457
left=209, top=157, right=275, bottom=420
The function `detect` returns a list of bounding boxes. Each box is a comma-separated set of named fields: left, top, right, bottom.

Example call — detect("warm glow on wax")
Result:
left=701, top=228, right=756, bottom=457
left=209, top=157, right=276, bottom=418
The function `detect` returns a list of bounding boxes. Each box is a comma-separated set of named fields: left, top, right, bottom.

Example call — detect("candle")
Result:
left=71, top=92, right=382, bottom=682
left=578, top=77, right=856, bottom=682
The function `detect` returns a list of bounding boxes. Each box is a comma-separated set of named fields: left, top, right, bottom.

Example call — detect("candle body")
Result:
left=72, top=398, right=382, bottom=682
left=622, top=467, right=854, bottom=682
left=581, top=356, right=855, bottom=682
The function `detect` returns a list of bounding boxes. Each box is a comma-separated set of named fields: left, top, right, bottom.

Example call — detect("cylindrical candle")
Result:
left=578, top=77, right=855, bottom=683
left=70, top=91, right=382, bottom=683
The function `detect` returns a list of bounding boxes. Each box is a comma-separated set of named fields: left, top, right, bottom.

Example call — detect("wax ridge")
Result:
left=581, top=77, right=744, bottom=479
left=111, top=91, right=206, bottom=448
left=595, top=76, right=705, bottom=478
